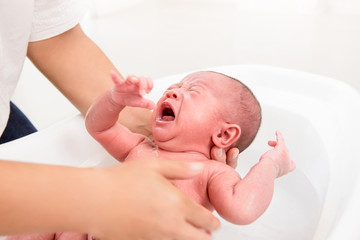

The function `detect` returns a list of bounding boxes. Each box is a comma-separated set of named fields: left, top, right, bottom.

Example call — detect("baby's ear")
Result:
left=212, top=123, right=241, bottom=149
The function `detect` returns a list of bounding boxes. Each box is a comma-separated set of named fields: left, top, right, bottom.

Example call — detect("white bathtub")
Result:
left=0, top=65, right=359, bottom=240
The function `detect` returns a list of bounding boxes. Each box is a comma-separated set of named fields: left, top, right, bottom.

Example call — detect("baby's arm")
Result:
left=85, top=71, right=155, bottom=161
left=208, top=131, right=296, bottom=225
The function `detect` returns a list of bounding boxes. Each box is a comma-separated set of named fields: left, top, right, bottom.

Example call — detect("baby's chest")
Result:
left=125, top=140, right=189, bottom=161
left=125, top=140, right=164, bottom=161
left=124, top=141, right=222, bottom=210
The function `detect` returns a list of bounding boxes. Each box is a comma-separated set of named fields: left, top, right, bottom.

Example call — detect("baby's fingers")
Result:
left=268, top=131, right=286, bottom=148
left=275, top=130, right=285, bottom=146
left=268, top=140, right=277, bottom=147
left=110, top=70, right=124, bottom=85
left=144, top=76, right=153, bottom=94
left=126, top=75, right=140, bottom=85
left=126, top=76, right=153, bottom=96
left=138, top=76, right=153, bottom=96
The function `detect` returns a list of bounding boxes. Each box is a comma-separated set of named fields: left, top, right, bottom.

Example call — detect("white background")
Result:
left=12, top=0, right=360, bottom=130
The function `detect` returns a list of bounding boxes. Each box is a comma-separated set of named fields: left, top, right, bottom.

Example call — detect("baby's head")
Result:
left=211, top=72, right=262, bottom=153
left=151, top=71, right=261, bottom=156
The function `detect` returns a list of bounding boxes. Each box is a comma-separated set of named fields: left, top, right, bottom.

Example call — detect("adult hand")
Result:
left=210, top=147, right=239, bottom=169
left=86, top=158, right=220, bottom=240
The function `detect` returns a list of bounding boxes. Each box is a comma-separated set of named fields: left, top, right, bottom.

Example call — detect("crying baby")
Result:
left=8, top=71, right=295, bottom=240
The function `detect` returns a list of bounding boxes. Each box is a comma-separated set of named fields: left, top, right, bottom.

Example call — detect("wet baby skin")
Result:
left=9, top=71, right=295, bottom=240
left=86, top=71, right=296, bottom=225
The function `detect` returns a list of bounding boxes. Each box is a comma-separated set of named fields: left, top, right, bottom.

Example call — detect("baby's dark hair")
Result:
left=212, top=72, right=262, bottom=153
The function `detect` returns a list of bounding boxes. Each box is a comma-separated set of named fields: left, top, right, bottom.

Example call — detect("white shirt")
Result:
left=0, top=0, right=87, bottom=136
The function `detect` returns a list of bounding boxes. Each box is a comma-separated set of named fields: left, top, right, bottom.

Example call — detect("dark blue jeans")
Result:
left=0, top=102, right=37, bottom=144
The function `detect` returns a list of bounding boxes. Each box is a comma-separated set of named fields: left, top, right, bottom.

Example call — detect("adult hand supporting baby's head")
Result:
left=211, top=146, right=240, bottom=169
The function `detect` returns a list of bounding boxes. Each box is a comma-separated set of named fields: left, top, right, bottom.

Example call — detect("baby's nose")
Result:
left=166, top=89, right=181, bottom=99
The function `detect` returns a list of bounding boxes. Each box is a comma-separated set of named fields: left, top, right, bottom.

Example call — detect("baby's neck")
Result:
left=151, top=138, right=212, bottom=161
left=157, top=147, right=211, bottom=162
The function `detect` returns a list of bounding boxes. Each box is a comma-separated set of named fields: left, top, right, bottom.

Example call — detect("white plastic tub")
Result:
left=0, top=65, right=359, bottom=239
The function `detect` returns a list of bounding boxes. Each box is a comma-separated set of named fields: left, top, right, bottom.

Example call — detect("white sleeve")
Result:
left=29, top=0, right=89, bottom=42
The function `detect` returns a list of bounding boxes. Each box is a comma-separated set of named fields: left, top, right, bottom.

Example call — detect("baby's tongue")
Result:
left=162, top=116, right=175, bottom=121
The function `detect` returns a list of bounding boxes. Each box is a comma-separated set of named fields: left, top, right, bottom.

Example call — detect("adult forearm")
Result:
left=0, top=159, right=220, bottom=240
left=0, top=160, right=96, bottom=235
left=27, top=24, right=119, bottom=115
left=27, top=24, right=152, bottom=136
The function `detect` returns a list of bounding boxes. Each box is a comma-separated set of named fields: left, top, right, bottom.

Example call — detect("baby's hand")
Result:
left=260, top=131, right=296, bottom=178
left=110, top=71, right=156, bottom=110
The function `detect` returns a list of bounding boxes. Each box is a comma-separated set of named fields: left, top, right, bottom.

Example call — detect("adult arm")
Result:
left=0, top=159, right=219, bottom=240
left=27, top=24, right=238, bottom=164
left=26, top=24, right=152, bottom=136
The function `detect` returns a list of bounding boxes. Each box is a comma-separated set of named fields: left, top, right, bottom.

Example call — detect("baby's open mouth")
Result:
left=161, top=103, right=175, bottom=121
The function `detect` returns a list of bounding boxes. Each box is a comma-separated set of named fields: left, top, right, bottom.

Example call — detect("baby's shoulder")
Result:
left=207, top=160, right=236, bottom=172
left=206, top=160, right=240, bottom=181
